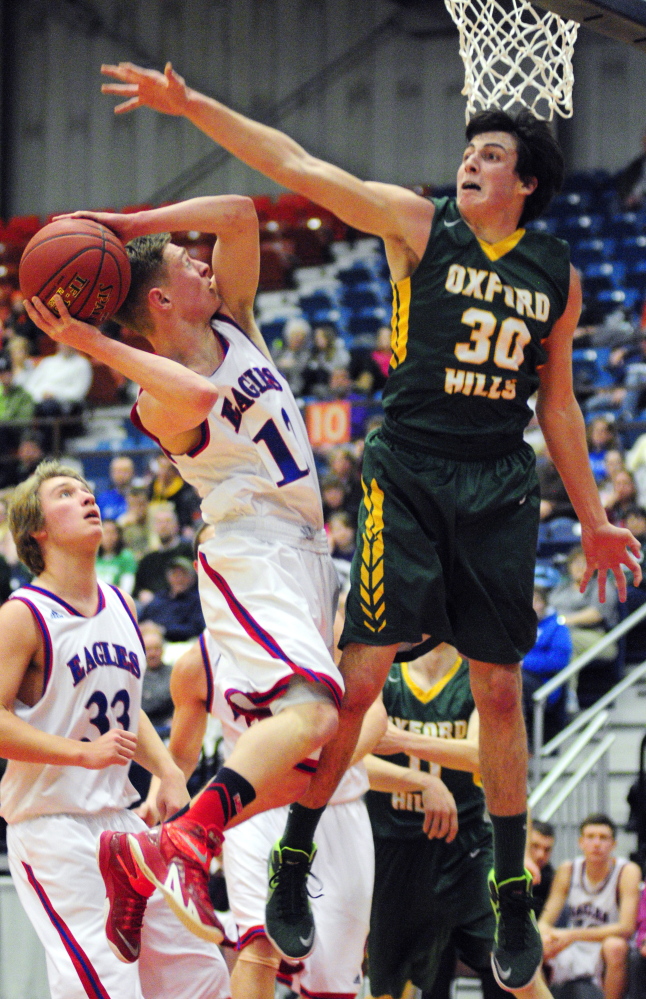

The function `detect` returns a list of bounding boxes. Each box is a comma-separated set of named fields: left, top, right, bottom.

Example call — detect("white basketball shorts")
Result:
left=222, top=797, right=374, bottom=997
left=7, top=809, right=230, bottom=999
left=198, top=523, right=344, bottom=720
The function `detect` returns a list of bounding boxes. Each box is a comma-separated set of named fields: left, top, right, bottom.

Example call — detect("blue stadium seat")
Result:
left=537, top=518, right=580, bottom=558
left=572, top=347, right=614, bottom=390
left=595, top=287, right=641, bottom=315
left=337, top=263, right=375, bottom=286
left=557, top=214, right=604, bottom=239
left=618, top=235, right=646, bottom=266
left=571, top=237, right=616, bottom=270
left=602, top=212, right=641, bottom=240
left=582, top=260, right=626, bottom=297
left=550, top=191, right=592, bottom=215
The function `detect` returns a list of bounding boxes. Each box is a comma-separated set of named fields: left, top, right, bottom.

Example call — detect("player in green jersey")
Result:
left=364, top=641, right=504, bottom=999
left=100, top=62, right=642, bottom=991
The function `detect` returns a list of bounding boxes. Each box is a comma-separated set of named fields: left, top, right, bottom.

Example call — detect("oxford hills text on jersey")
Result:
left=441, top=262, right=552, bottom=403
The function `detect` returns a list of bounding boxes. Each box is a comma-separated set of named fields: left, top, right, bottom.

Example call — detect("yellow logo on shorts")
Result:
left=360, top=477, right=386, bottom=632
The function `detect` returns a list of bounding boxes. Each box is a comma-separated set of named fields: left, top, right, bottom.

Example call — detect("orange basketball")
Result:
left=19, top=218, right=131, bottom=326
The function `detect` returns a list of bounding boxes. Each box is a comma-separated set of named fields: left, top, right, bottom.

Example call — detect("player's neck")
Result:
left=461, top=205, right=524, bottom=245
left=151, top=317, right=224, bottom=375
left=36, top=552, right=100, bottom=616
left=583, top=856, right=613, bottom=885
left=407, top=645, right=460, bottom=691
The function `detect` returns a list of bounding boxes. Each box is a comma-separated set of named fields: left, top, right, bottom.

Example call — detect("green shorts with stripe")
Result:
left=341, top=427, right=540, bottom=665
left=368, top=821, right=494, bottom=998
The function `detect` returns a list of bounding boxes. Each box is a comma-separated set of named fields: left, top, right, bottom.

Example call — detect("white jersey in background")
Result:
left=197, top=630, right=373, bottom=998
left=549, top=855, right=628, bottom=986
left=131, top=312, right=324, bottom=533
left=0, top=582, right=144, bottom=824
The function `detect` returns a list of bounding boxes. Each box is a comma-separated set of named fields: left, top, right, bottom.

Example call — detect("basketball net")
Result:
left=444, top=0, right=579, bottom=121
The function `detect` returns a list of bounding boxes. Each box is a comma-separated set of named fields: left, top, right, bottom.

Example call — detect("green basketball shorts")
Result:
left=368, top=821, right=495, bottom=998
left=341, top=428, right=540, bottom=665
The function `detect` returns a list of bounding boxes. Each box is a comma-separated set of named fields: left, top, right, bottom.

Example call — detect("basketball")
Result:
left=18, top=218, right=131, bottom=326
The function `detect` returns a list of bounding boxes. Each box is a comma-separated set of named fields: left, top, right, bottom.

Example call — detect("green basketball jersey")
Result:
left=381, top=196, right=571, bottom=459
left=366, top=656, right=485, bottom=840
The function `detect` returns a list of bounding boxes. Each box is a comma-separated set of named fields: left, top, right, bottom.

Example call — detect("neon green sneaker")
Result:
left=264, top=841, right=317, bottom=960
left=488, top=869, right=543, bottom=992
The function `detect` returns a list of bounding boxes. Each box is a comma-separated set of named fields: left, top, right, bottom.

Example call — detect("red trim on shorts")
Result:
left=199, top=552, right=342, bottom=709
left=23, top=863, right=111, bottom=999
left=294, top=758, right=318, bottom=774
left=301, top=989, right=357, bottom=998
left=199, top=632, right=215, bottom=714
left=237, top=924, right=267, bottom=950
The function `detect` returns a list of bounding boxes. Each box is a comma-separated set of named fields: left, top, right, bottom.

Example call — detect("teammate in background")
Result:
left=539, top=814, right=641, bottom=999
left=98, top=61, right=643, bottom=989
left=24, top=191, right=343, bottom=960
left=147, top=622, right=384, bottom=999
left=364, top=641, right=506, bottom=999
left=0, top=461, right=229, bottom=999
left=528, top=821, right=557, bottom=919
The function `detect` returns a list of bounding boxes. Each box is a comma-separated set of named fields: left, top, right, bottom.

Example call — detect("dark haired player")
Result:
left=94, top=63, right=642, bottom=990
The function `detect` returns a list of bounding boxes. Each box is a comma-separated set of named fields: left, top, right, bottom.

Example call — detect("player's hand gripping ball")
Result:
left=19, top=218, right=131, bottom=326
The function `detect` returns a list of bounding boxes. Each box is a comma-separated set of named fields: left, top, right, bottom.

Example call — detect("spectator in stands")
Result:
left=139, top=620, right=174, bottom=731
left=0, top=429, right=48, bottom=489
left=598, top=450, right=627, bottom=508
left=23, top=342, right=92, bottom=415
left=5, top=334, right=35, bottom=390
left=604, top=468, right=639, bottom=527
left=625, top=505, right=646, bottom=544
left=95, top=519, right=137, bottom=594
left=148, top=452, right=200, bottom=532
left=133, top=504, right=193, bottom=604
left=528, top=820, right=556, bottom=919
left=539, top=813, right=641, bottom=999
left=139, top=555, right=205, bottom=643
left=537, top=445, right=576, bottom=522
left=273, top=317, right=312, bottom=396
left=118, top=484, right=154, bottom=560
left=96, top=454, right=135, bottom=522
left=302, top=322, right=350, bottom=398
left=320, top=473, right=348, bottom=522
left=615, top=129, right=646, bottom=210
left=351, top=324, right=392, bottom=397
left=625, top=433, right=646, bottom=508
left=549, top=546, right=619, bottom=661
left=0, top=351, right=34, bottom=454
left=4, top=291, right=39, bottom=351
left=327, top=510, right=356, bottom=563
left=586, top=418, right=621, bottom=484
left=522, top=586, right=572, bottom=747
left=327, top=444, right=363, bottom=519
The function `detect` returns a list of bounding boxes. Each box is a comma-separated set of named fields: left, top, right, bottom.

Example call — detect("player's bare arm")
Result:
left=0, top=599, right=137, bottom=768
left=60, top=195, right=264, bottom=351
left=364, top=753, right=459, bottom=842
left=134, top=709, right=189, bottom=821
left=536, top=265, right=642, bottom=601
left=374, top=707, right=480, bottom=774
left=23, top=293, right=218, bottom=448
left=348, top=696, right=388, bottom=765
left=167, top=642, right=210, bottom=780
left=100, top=61, right=434, bottom=281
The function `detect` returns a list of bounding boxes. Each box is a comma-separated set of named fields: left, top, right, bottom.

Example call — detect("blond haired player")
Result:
left=0, top=461, right=229, bottom=999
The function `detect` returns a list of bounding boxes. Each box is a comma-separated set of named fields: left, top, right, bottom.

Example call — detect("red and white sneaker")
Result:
left=97, top=831, right=155, bottom=964
left=126, top=819, right=224, bottom=944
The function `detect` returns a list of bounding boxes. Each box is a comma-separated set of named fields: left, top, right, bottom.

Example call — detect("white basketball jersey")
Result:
left=0, top=583, right=144, bottom=824
left=197, top=631, right=368, bottom=805
left=566, top=855, right=627, bottom=928
left=131, top=313, right=324, bottom=532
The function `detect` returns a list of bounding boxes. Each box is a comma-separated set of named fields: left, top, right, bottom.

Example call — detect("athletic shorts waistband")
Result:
left=381, top=417, right=525, bottom=461
left=207, top=517, right=330, bottom=553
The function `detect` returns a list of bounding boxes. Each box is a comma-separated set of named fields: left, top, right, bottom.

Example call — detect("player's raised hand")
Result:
left=421, top=775, right=458, bottom=843
left=101, top=61, right=189, bottom=117
left=79, top=728, right=138, bottom=769
left=580, top=522, right=642, bottom=602
left=24, top=294, right=98, bottom=352
left=52, top=210, right=137, bottom=245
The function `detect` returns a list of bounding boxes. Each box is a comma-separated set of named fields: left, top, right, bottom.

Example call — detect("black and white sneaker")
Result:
left=265, top=842, right=317, bottom=960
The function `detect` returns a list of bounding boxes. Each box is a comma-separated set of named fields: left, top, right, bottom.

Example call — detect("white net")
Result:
left=444, top=0, right=579, bottom=121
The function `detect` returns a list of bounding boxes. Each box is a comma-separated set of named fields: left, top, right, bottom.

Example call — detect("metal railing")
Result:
left=531, top=600, right=646, bottom=783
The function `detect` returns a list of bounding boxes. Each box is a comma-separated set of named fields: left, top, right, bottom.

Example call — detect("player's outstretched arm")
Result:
left=0, top=600, right=137, bottom=768
left=364, top=753, right=458, bottom=842
left=167, top=640, right=210, bottom=781
left=23, top=293, right=218, bottom=437
left=348, top=696, right=388, bottom=765
left=537, top=267, right=642, bottom=601
left=374, top=708, right=480, bottom=775
left=101, top=62, right=433, bottom=274
left=135, top=709, right=189, bottom=821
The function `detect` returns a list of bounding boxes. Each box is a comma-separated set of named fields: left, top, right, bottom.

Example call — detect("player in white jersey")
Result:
left=141, top=626, right=381, bottom=999
left=24, top=193, right=343, bottom=958
left=0, top=461, right=229, bottom=999
left=539, top=814, right=641, bottom=999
